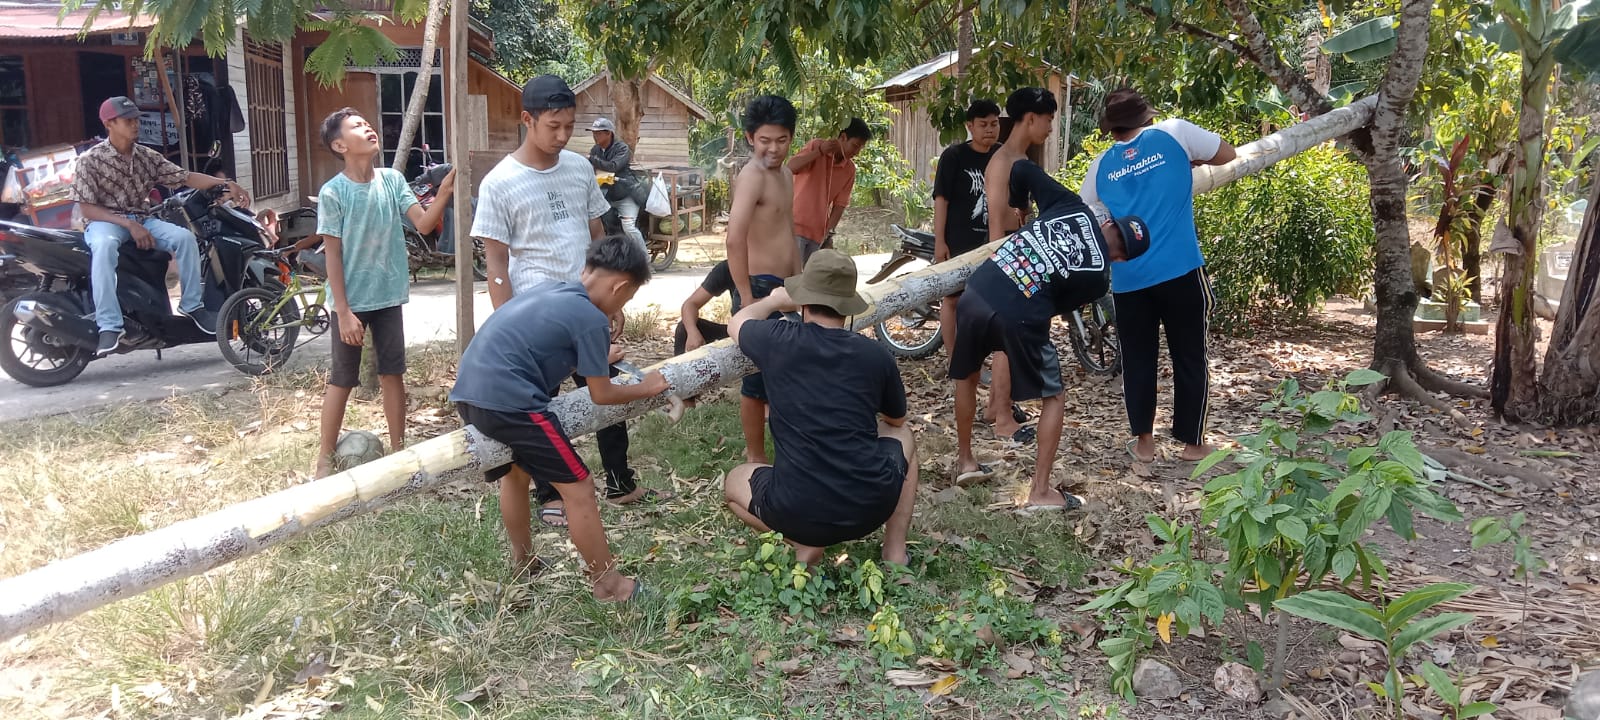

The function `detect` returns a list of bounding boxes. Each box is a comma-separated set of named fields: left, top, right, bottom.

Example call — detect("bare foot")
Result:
left=1129, top=437, right=1157, bottom=464
left=994, top=418, right=1022, bottom=440
left=1180, top=443, right=1216, bottom=462
left=314, top=460, right=333, bottom=479
left=881, top=546, right=909, bottom=567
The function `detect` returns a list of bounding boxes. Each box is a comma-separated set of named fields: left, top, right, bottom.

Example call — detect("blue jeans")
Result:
left=86, top=217, right=204, bottom=332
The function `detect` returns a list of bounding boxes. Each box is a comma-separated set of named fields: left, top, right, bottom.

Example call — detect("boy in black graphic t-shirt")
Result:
left=933, top=99, right=1002, bottom=359
left=949, top=162, right=1151, bottom=512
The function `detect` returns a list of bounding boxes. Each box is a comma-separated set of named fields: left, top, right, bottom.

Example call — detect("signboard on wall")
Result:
left=137, top=112, right=178, bottom=147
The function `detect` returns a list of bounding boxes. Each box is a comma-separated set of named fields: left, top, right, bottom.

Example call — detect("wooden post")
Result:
left=0, top=97, right=1383, bottom=641
left=449, top=0, right=474, bottom=353
left=156, top=47, right=189, bottom=169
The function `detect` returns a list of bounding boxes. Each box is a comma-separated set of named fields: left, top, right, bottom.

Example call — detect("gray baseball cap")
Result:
left=590, top=117, right=616, bottom=132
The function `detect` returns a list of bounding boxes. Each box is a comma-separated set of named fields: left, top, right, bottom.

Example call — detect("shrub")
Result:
left=1195, top=145, right=1374, bottom=333
left=1062, top=136, right=1374, bottom=335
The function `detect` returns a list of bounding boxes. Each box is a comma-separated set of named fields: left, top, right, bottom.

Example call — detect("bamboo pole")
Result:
left=0, top=96, right=1378, bottom=641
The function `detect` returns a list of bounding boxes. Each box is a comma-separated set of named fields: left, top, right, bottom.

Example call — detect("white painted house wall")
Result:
left=226, top=27, right=301, bottom=215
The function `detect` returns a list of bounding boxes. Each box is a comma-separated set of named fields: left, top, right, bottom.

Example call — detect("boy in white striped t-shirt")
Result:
left=472, top=75, right=674, bottom=529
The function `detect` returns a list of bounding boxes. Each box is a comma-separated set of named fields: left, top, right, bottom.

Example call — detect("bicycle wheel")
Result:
left=1068, top=295, right=1121, bottom=376
left=873, top=300, right=943, bottom=359
left=218, top=286, right=303, bottom=376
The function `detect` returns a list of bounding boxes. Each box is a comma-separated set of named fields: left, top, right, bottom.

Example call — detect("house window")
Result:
left=244, top=35, right=289, bottom=199
left=0, top=56, right=28, bottom=148
left=377, top=70, right=445, bottom=176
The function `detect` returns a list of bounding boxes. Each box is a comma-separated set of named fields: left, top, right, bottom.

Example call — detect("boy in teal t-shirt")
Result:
left=313, top=107, right=455, bottom=477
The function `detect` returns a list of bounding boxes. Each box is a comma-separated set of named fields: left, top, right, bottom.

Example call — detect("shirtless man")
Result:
left=978, top=87, right=1059, bottom=446
left=726, top=94, right=800, bottom=464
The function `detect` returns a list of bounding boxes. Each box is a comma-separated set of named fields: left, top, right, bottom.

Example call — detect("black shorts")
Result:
left=734, top=274, right=787, bottom=401
left=457, top=402, right=590, bottom=484
left=747, top=437, right=908, bottom=547
left=329, top=305, right=405, bottom=388
left=947, top=290, right=1063, bottom=401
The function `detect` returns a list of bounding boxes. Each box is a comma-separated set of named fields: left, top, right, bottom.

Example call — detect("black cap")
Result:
left=1110, top=215, right=1151, bottom=261
left=522, top=74, right=575, bottom=112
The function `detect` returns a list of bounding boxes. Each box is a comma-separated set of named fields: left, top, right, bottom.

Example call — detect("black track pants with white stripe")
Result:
left=1112, top=267, right=1213, bottom=446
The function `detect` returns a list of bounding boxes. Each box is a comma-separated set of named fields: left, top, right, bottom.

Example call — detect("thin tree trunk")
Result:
left=391, top=0, right=448, bottom=174
left=1491, top=41, right=1559, bottom=420
left=956, top=10, right=974, bottom=76
left=1463, top=181, right=1497, bottom=304
left=1538, top=174, right=1600, bottom=424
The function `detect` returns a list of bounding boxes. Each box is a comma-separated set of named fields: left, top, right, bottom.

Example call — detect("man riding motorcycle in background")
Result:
left=72, top=95, right=249, bottom=356
left=587, top=117, right=645, bottom=249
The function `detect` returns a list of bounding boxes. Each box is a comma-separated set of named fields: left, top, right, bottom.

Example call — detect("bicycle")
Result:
left=216, top=250, right=330, bottom=376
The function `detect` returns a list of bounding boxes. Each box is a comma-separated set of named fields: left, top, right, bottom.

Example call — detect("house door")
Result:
left=78, top=52, right=128, bottom=140
left=300, top=69, right=378, bottom=197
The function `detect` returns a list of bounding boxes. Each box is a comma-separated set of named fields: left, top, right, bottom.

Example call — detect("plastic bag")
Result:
left=645, top=173, right=671, bottom=216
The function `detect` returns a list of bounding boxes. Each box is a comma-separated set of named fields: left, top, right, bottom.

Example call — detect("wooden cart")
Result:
left=638, top=164, right=706, bottom=272
left=2, top=144, right=82, bottom=229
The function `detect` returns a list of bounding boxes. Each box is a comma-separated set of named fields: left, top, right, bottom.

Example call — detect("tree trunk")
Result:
left=1462, top=182, right=1497, bottom=304
left=609, top=70, right=646, bottom=149
left=956, top=10, right=974, bottom=76
left=391, top=0, right=448, bottom=174
left=1491, top=41, right=1559, bottom=420
left=1537, top=174, right=1600, bottom=424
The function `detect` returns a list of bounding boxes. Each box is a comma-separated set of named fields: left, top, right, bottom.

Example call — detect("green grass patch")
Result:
left=2, top=378, right=1111, bottom=718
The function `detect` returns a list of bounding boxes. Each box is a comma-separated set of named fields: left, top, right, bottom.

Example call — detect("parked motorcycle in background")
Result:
left=0, top=185, right=283, bottom=387
left=866, top=223, right=1123, bottom=376
left=400, top=147, right=486, bottom=281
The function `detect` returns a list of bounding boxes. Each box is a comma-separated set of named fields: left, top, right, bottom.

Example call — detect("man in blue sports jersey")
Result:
left=1079, top=88, right=1236, bottom=465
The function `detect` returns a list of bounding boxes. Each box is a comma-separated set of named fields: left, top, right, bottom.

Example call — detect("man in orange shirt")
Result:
left=788, top=118, right=871, bottom=265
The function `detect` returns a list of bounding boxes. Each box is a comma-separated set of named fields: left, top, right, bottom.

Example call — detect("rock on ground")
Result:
left=1132, top=658, right=1183, bottom=700
left=1212, top=661, right=1261, bottom=703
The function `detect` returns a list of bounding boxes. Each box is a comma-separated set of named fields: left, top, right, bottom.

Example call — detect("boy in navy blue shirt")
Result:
left=950, top=163, right=1150, bottom=512
left=451, top=236, right=669, bottom=601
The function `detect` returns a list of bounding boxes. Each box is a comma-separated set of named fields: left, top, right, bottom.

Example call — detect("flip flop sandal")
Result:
left=1000, top=426, right=1037, bottom=446
left=1011, top=403, right=1030, bottom=424
left=955, top=463, right=996, bottom=486
left=1015, top=492, right=1086, bottom=515
left=537, top=506, right=568, bottom=527
left=1125, top=439, right=1156, bottom=464
left=607, top=487, right=676, bottom=506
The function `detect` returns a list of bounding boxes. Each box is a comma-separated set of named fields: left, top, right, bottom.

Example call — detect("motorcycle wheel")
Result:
left=472, top=237, right=488, bottom=281
left=217, top=286, right=302, bottom=376
left=649, top=238, right=677, bottom=273
left=0, top=293, right=91, bottom=387
left=1068, top=295, right=1122, bottom=376
left=873, top=301, right=944, bottom=359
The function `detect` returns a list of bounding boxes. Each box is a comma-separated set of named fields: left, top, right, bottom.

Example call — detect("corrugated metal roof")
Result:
left=872, top=42, right=1075, bottom=91
left=0, top=1, right=153, bottom=38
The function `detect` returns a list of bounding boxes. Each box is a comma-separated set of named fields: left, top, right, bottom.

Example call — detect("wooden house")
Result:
left=873, top=45, right=1076, bottom=184
left=571, top=71, right=712, bottom=168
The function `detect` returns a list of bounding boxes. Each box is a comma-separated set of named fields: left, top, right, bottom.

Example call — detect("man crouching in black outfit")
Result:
left=722, top=250, right=918, bottom=566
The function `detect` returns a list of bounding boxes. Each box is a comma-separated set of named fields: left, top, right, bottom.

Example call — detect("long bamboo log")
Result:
left=0, top=96, right=1379, bottom=641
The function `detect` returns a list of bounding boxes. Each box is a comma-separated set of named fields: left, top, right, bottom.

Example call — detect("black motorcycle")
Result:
left=0, top=185, right=282, bottom=387
left=400, top=159, right=487, bottom=281
left=867, top=223, right=1123, bottom=376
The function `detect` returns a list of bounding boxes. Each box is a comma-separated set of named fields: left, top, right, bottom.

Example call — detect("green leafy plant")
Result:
left=1469, top=512, right=1547, bottom=642
left=676, top=534, right=837, bottom=619
left=867, top=603, right=915, bottom=665
left=1274, top=583, right=1478, bottom=720
left=1079, top=515, right=1230, bottom=701
left=1194, top=369, right=1463, bottom=687
left=1417, top=660, right=1498, bottom=720
left=923, top=575, right=1057, bottom=666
